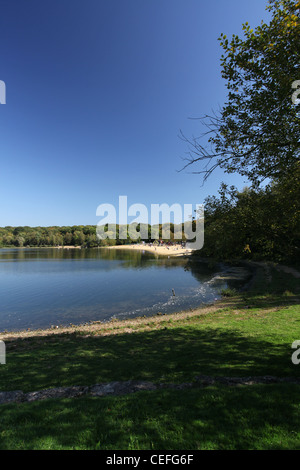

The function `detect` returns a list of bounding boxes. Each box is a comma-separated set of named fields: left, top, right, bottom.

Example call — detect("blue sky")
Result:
left=0, top=0, right=271, bottom=226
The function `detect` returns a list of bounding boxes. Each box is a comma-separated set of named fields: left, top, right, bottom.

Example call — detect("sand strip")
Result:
left=106, top=244, right=193, bottom=257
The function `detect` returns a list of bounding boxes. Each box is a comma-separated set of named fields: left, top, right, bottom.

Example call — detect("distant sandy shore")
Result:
left=56, top=246, right=81, bottom=249
left=107, top=244, right=193, bottom=257
left=53, top=244, right=192, bottom=256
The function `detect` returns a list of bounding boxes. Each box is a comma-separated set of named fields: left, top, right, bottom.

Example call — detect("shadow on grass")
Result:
left=1, top=384, right=300, bottom=449
left=1, top=258, right=299, bottom=395
left=188, top=256, right=300, bottom=310
left=221, top=294, right=300, bottom=311
left=225, top=265, right=300, bottom=311
left=2, top=321, right=300, bottom=394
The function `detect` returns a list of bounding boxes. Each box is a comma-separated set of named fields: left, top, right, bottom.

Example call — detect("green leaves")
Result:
left=201, top=162, right=300, bottom=262
left=183, top=0, right=300, bottom=186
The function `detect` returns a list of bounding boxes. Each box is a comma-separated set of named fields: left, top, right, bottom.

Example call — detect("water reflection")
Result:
left=0, top=247, right=189, bottom=269
left=0, top=248, right=227, bottom=331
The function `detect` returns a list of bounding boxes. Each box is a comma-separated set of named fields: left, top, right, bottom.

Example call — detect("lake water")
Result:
left=0, top=248, right=228, bottom=332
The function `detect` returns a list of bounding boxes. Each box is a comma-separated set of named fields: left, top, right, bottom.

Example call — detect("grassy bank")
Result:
left=0, top=263, right=299, bottom=449
left=1, top=384, right=300, bottom=450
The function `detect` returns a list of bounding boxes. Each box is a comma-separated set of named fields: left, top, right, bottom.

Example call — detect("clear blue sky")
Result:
left=0, top=0, right=271, bottom=226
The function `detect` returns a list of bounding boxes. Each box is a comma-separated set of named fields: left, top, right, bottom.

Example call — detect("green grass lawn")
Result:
left=0, top=263, right=300, bottom=449
left=1, top=385, right=300, bottom=450
left=1, top=304, right=300, bottom=392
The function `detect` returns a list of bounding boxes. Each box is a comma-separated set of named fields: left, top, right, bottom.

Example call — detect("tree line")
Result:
left=200, top=164, right=300, bottom=263
left=181, top=0, right=300, bottom=264
left=1, top=162, right=299, bottom=264
left=0, top=224, right=189, bottom=249
left=1, top=2, right=299, bottom=264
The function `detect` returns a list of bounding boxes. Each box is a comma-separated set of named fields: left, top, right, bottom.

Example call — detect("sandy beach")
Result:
left=54, top=245, right=192, bottom=256
left=56, top=246, right=82, bottom=249
left=107, top=244, right=193, bottom=257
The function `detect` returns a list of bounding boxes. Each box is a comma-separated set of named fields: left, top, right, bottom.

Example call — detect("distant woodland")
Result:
left=2, top=2, right=299, bottom=265
left=1, top=166, right=299, bottom=264
left=0, top=224, right=188, bottom=249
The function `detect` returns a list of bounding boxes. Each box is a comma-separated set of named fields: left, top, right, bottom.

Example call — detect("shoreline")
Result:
left=0, top=300, right=227, bottom=341
left=1, top=260, right=297, bottom=341
left=106, top=243, right=193, bottom=257
left=55, top=245, right=82, bottom=249
left=0, top=245, right=191, bottom=256
left=0, top=261, right=256, bottom=340
left=0, top=246, right=82, bottom=250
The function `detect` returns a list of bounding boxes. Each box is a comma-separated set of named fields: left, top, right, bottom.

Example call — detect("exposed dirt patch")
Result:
left=1, top=376, right=300, bottom=405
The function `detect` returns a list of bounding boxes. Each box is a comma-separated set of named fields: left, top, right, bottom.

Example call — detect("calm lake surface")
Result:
left=0, top=248, right=228, bottom=332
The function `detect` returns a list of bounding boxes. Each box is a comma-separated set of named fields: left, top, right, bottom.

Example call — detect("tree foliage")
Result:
left=181, top=0, right=300, bottom=185
left=0, top=224, right=188, bottom=248
left=200, top=162, right=300, bottom=262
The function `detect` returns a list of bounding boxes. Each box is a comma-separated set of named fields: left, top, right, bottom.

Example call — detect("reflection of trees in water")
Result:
left=99, top=248, right=188, bottom=270
left=0, top=248, right=221, bottom=283
left=184, top=257, right=221, bottom=283
left=0, top=248, right=89, bottom=261
left=1, top=247, right=187, bottom=268
left=186, top=256, right=253, bottom=289
left=100, top=250, right=220, bottom=280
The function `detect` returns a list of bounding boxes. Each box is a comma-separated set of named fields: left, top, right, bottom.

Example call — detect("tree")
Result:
left=181, top=0, right=300, bottom=186
left=198, top=162, right=300, bottom=262
left=72, top=230, right=85, bottom=246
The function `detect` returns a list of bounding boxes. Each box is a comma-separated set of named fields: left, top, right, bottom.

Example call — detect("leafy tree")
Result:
left=181, top=0, right=300, bottom=186
left=64, top=232, right=73, bottom=245
left=72, top=230, right=85, bottom=246
left=14, top=235, right=25, bottom=246
left=200, top=162, right=300, bottom=262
